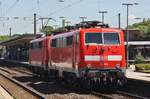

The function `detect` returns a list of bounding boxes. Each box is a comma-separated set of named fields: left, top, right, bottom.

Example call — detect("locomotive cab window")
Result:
left=104, top=33, right=120, bottom=44
left=85, top=33, right=102, bottom=44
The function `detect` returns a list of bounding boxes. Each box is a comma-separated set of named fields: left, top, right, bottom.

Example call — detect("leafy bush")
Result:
left=135, top=64, right=150, bottom=70
left=145, top=65, right=150, bottom=70
left=135, top=52, right=145, bottom=63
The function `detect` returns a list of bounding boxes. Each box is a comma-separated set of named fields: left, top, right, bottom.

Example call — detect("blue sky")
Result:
left=0, top=0, right=149, bottom=35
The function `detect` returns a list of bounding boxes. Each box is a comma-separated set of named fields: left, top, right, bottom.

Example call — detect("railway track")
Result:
left=0, top=66, right=100, bottom=99
left=0, top=60, right=149, bottom=99
left=0, top=67, right=45, bottom=99
left=91, top=91, right=146, bottom=99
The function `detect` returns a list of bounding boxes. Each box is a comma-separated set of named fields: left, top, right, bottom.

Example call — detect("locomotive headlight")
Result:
left=116, top=64, right=120, bottom=69
left=87, top=64, right=91, bottom=68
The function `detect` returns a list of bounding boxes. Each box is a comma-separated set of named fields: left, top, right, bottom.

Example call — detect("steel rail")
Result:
left=91, top=90, right=146, bottom=99
left=116, top=91, right=146, bottom=99
left=0, top=68, right=45, bottom=99
left=91, top=91, right=114, bottom=99
left=11, top=67, right=33, bottom=75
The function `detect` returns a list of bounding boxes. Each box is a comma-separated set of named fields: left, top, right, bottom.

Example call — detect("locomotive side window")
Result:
left=63, top=37, right=66, bottom=47
left=58, top=38, right=63, bottom=48
left=33, top=43, right=38, bottom=49
left=104, top=33, right=120, bottom=44
left=85, top=33, right=102, bottom=44
left=66, top=36, right=73, bottom=46
left=30, top=43, right=33, bottom=49
left=39, top=41, right=42, bottom=48
left=52, top=39, right=57, bottom=47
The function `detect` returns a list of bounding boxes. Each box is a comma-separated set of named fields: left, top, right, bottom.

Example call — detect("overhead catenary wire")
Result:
left=48, top=0, right=84, bottom=16
left=36, top=0, right=41, bottom=15
left=1, top=0, right=85, bottom=34
left=0, top=0, right=20, bottom=35
left=20, top=0, right=85, bottom=33
left=4, top=0, right=20, bottom=16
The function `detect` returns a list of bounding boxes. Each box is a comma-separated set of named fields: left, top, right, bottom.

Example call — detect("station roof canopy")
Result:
left=125, top=41, right=150, bottom=46
left=0, top=34, right=41, bottom=46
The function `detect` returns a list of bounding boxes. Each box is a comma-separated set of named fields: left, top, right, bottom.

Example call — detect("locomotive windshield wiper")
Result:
left=90, top=43, right=99, bottom=45
left=86, top=43, right=102, bottom=45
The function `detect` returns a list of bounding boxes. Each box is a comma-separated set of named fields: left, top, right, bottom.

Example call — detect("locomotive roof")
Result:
left=55, top=27, right=122, bottom=36
left=80, top=27, right=122, bottom=32
left=30, top=36, right=50, bottom=43
left=50, top=27, right=123, bottom=40
left=29, top=28, right=123, bottom=41
left=51, top=30, right=79, bottom=39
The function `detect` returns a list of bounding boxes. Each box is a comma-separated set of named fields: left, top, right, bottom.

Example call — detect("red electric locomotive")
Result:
left=49, top=27, right=126, bottom=87
left=29, top=22, right=127, bottom=88
left=29, top=36, right=50, bottom=75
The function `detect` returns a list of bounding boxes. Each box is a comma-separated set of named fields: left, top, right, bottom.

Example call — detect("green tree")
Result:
left=0, top=35, right=10, bottom=42
left=53, top=27, right=66, bottom=33
left=128, top=19, right=150, bottom=39
left=40, top=26, right=54, bottom=35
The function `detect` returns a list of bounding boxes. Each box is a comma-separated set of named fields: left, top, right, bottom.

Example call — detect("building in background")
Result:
left=123, top=29, right=150, bottom=63
left=0, top=34, right=41, bottom=62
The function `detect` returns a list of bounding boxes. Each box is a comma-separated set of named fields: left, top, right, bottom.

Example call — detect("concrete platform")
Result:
left=126, top=69, right=150, bottom=81
left=0, top=85, right=13, bottom=99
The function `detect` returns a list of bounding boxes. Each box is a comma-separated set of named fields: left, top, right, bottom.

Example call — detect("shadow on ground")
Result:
left=13, top=76, right=88, bottom=95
